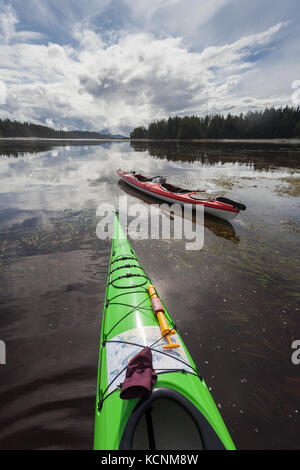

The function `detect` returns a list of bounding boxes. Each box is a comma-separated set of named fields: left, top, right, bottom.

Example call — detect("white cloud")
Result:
left=124, top=0, right=235, bottom=38
left=0, top=4, right=44, bottom=43
left=0, top=4, right=291, bottom=133
left=0, top=3, right=17, bottom=42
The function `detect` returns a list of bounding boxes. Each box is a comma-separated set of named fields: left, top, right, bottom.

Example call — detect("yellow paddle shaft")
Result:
left=147, top=285, right=179, bottom=349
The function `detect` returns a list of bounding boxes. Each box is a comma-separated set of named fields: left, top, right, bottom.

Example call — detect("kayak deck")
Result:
left=94, top=214, right=236, bottom=450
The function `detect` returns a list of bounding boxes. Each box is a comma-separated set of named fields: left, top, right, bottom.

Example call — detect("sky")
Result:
left=0, top=0, right=299, bottom=135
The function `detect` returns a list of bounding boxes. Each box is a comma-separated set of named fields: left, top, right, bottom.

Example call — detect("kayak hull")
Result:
left=117, top=169, right=239, bottom=221
left=94, top=214, right=236, bottom=450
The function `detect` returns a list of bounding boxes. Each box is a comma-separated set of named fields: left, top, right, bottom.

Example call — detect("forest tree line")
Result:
left=0, top=118, right=114, bottom=139
left=130, top=106, right=300, bottom=140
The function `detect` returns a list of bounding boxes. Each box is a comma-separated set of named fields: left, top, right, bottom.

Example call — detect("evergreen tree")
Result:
left=129, top=106, right=300, bottom=140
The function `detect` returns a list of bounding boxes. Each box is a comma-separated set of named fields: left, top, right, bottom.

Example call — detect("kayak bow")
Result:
left=94, top=213, right=235, bottom=450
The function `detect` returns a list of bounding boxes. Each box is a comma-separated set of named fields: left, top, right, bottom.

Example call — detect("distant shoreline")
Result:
left=0, top=137, right=130, bottom=142
left=1, top=137, right=300, bottom=144
left=129, top=138, right=300, bottom=144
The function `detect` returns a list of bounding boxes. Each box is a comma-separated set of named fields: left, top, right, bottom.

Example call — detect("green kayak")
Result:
left=94, top=213, right=235, bottom=450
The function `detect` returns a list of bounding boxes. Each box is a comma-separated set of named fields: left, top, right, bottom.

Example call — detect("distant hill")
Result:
left=99, top=128, right=127, bottom=139
left=0, top=118, right=128, bottom=139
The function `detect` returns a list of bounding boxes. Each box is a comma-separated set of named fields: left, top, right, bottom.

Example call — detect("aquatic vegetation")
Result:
left=275, top=177, right=300, bottom=197
left=0, top=207, right=100, bottom=261
left=209, top=177, right=235, bottom=190
left=281, top=220, right=300, bottom=233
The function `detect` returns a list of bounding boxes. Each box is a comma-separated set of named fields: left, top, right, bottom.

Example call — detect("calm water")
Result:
left=0, top=139, right=299, bottom=449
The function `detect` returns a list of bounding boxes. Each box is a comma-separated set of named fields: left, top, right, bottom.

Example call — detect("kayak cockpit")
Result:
left=160, top=183, right=191, bottom=194
left=131, top=172, right=167, bottom=184
left=132, top=173, right=153, bottom=182
left=119, top=388, right=226, bottom=450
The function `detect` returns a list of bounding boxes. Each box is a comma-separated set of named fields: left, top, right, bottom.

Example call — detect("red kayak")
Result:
left=117, top=169, right=246, bottom=221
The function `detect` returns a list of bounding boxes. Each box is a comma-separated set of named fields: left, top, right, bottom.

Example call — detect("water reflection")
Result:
left=0, top=140, right=299, bottom=450
left=0, top=139, right=117, bottom=159
left=130, top=141, right=300, bottom=171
